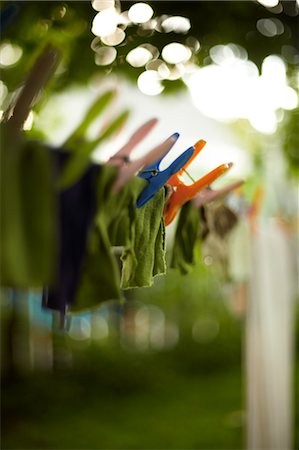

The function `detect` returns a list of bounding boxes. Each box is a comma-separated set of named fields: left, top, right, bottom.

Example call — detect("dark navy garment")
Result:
left=43, top=148, right=100, bottom=314
left=0, top=3, right=22, bottom=33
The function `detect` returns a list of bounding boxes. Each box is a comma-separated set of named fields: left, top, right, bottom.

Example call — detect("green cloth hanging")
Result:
left=0, top=127, right=57, bottom=287
left=72, top=165, right=148, bottom=311
left=121, top=188, right=166, bottom=289
left=72, top=215, right=123, bottom=311
left=153, top=217, right=166, bottom=277
left=170, top=200, right=201, bottom=274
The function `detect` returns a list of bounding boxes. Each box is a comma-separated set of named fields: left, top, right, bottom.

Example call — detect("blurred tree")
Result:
left=1, top=1, right=298, bottom=92
left=1, top=1, right=298, bottom=172
left=282, top=107, right=299, bottom=175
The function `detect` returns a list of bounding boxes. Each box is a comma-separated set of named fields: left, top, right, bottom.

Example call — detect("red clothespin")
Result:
left=164, top=138, right=233, bottom=225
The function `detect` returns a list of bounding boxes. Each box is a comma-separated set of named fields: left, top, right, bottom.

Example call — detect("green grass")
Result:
left=2, top=348, right=244, bottom=450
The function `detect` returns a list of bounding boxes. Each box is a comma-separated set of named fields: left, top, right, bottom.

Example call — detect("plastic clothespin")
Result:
left=162, top=139, right=206, bottom=224
left=193, top=180, right=245, bottom=208
left=136, top=133, right=195, bottom=208
left=164, top=138, right=233, bottom=225
left=8, top=45, right=61, bottom=131
left=108, top=118, right=158, bottom=168
left=168, top=139, right=207, bottom=184
left=112, top=133, right=182, bottom=193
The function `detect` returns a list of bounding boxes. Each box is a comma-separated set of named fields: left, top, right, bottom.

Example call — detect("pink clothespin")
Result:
left=108, top=118, right=158, bottom=168
left=193, top=180, right=245, bottom=208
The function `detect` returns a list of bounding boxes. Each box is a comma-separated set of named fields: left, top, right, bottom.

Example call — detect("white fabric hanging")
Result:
left=246, top=218, right=296, bottom=450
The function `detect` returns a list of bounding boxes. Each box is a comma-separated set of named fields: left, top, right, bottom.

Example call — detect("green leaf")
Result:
left=64, top=89, right=117, bottom=150
left=58, top=110, right=130, bottom=189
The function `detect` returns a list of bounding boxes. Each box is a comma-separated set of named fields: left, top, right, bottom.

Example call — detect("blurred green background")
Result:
left=2, top=263, right=298, bottom=449
left=2, top=264, right=245, bottom=449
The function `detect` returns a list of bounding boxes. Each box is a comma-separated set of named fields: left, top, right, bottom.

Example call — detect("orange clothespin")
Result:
left=164, top=139, right=233, bottom=225
left=168, top=139, right=207, bottom=184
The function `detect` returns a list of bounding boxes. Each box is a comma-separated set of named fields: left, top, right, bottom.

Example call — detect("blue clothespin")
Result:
left=136, top=133, right=195, bottom=208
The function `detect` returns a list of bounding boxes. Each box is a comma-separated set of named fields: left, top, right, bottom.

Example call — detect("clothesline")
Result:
left=0, top=45, right=244, bottom=319
left=1, top=138, right=241, bottom=314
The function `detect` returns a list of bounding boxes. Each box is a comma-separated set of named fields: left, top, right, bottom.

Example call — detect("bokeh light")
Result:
left=92, top=8, right=118, bottom=37
left=162, top=63, right=185, bottom=80
left=126, top=46, right=153, bottom=67
left=186, top=48, right=298, bottom=134
left=118, top=10, right=131, bottom=26
left=95, top=46, right=117, bottom=65
left=101, top=28, right=126, bottom=46
left=0, top=42, right=23, bottom=67
left=92, top=0, right=115, bottom=11
left=146, top=58, right=163, bottom=71
left=256, top=18, right=284, bottom=37
left=90, top=3, right=199, bottom=86
left=257, top=0, right=279, bottom=7
left=91, top=315, right=109, bottom=340
left=185, top=37, right=200, bottom=53
left=162, top=42, right=192, bottom=64
left=68, top=317, right=91, bottom=341
left=210, top=44, right=248, bottom=66
left=161, top=16, right=191, bottom=33
left=281, top=45, right=299, bottom=65
left=128, top=3, right=154, bottom=24
left=137, top=70, right=164, bottom=95
left=142, top=43, right=159, bottom=59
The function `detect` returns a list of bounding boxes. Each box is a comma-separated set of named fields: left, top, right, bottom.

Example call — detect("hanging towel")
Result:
left=72, top=216, right=123, bottom=311
left=121, top=188, right=166, bottom=289
left=170, top=200, right=201, bottom=274
left=0, top=129, right=57, bottom=287
left=72, top=165, right=123, bottom=312
left=71, top=165, right=147, bottom=311
left=201, top=202, right=239, bottom=279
